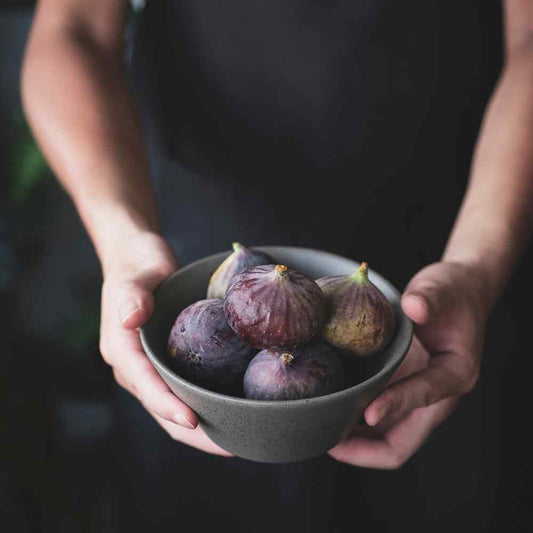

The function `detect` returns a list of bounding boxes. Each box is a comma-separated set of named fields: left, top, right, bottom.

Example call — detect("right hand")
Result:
left=99, top=231, right=232, bottom=456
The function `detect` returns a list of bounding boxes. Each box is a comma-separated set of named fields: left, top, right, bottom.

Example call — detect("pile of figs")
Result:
left=167, top=243, right=396, bottom=400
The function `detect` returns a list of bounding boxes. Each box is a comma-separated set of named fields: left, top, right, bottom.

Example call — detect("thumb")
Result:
left=117, top=281, right=155, bottom=329
left=401, top=275, right=450, bottom=326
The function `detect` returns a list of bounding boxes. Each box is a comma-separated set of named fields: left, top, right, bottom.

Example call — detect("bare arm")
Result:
left=21, top=0, right=159, bottom=272
left=331, top=0, right=533, bottom=468
left=443, top=0, right=533, bottom=311
left=22, top=0, right=230, bottom=453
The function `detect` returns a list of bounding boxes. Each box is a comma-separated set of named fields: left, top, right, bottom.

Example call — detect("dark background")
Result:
left=2, top=3, right=533, bottom=532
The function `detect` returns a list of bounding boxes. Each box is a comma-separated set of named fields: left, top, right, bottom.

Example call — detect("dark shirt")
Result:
left=127, top=2, right=504, bottom=530
left=132, top=0, right=502, bottom=288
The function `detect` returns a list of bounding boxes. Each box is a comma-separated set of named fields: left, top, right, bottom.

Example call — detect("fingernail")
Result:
left=119, top=301, right=140, bottom=324
left=174, top=413, right=196, bottom=429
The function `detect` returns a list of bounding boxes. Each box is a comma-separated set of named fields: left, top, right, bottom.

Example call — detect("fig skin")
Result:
left=224, top=264, right=325, bottom=350
left=243, top=340, right=345, bottom=400
left=317, top=262, right=396, bottom=357
left=168, top=299, right=257, bottom=393
left=207, top=242, right=276, bottom=299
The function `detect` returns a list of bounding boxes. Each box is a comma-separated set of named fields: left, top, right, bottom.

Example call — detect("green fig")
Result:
left=207, top=242, right=276, bottom=299
left=316, top=262, right=395, bottom=357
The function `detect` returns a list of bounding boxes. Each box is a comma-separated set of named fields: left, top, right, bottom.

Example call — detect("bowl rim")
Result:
left=140, top=245, right=414, bottom=408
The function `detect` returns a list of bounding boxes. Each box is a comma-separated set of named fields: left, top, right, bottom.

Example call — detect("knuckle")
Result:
left=113, top=369, right=136, bottom=395
left=386, top=450, right=408, bottom=470
left=329, top=449, right=353, bottom=467
left=137, top=395, right=151, bottom=414
left=151, top=261, right=176, bottom=280
left=99, top=337, right=113, bottom=365
left=457, top=357, right=480, bottom=395
left=421, top=383, right=438, bottom=407
left=113, top=369, right=125, bottom=388
left=461, top=368, right=480, bottom=395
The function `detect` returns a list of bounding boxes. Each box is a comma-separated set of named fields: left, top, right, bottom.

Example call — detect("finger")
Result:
left=401, top=274, right=453, bottom=326
left=328, top=432, right=396, bottom=469
left=110, top=264, right=176, bottom=330
left=386, top=336, right=430, bottom=385
left=329, top=397, right=457, bottom=469
left=115, top=281, right=155, bottom=329
left=401, top=292, right=432, bottom=325
left=365, top=352, right=476, bottom=426
left=127, top=346, right=199, bottom=429
left=154, top=416, right=234, bottom=457
left=102, top=324, right=198, bottom=429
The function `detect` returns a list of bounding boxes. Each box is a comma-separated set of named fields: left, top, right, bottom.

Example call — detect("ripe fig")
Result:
left=317, top=262, right=395, bottom=357
left=168, top=299, right=256, bottom=393
left=243, top=340, right=345, bottom=400
left=224, top=264, right=325, bottom=349
left=207, top=242, right=276, bottom=299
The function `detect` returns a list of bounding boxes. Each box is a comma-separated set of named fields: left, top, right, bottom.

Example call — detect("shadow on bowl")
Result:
left=140, top=246, right=413, bottom=463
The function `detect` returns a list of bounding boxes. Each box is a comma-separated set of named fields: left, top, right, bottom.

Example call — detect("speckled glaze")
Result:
left=140, top=247, right=413, bottom=463
left=224, top=264, right=325, bottom=349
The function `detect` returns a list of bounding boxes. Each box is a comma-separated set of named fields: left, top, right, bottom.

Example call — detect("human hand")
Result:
left=328, top=261, right=488, bottom=469
left=99, top=231, right=232, bottom=456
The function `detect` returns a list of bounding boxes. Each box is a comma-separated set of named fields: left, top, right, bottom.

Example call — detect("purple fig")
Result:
left=168, top=299, right=256, bottom=393
left=243, top=340, right=345, bottom=400
left=317, top=262, right=395, bottom=357
left=207, top=242, right=276, bottom=299
left=224, top=264, right=325, bottom=349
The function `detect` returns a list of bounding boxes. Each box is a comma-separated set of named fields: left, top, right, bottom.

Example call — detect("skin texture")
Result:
left=22, top=0, right=533, bottom=465
left=168, top=299, right=257, bottom=393
left=243, top=340, right=345, bottom=400
left=224, top=265, right=325, bottom=349
left=317, top=271, right=395, bottom=357
left=207, top=243, right=275, bottom=299
left=21, top=0, right=230, bottom=455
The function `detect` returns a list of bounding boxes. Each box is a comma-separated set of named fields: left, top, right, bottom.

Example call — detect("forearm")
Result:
left=443, top=43, right=533, bottom=313
left=21, top=9, right=158, bottom=273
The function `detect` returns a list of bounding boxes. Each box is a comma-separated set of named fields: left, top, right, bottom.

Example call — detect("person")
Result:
left=20, top=0, right=533, bottom=528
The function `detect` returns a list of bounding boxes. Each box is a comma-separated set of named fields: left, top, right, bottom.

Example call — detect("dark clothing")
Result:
left=132, top=0, right=503, bottom=287
left=123, top=1, right=504, bottom=530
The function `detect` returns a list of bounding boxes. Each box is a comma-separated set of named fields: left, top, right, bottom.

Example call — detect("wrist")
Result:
left=443, top=213, right=523, bottom=317
left=439, top=256, right=501, bottom=319
left=77, top=198, right=161, bottom=275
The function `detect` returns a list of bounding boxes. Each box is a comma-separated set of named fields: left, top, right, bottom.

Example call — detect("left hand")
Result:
left=328, top=261, right=488, bottom=469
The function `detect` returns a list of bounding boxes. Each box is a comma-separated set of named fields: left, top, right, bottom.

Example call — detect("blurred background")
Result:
left=2, top=2, right=533, bottom=532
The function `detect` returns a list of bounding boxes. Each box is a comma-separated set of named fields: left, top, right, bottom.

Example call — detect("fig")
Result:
left=224, top=264, right=325, bottom=349
left=317, top=262, right=395, bottom=357
left=207, top=242, right=276, bottom=299
left=168, top=299, right=256, bottom=393
left=243, top=340, right=345, bottom=400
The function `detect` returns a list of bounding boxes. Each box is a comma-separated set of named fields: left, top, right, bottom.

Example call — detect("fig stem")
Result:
left=275, top=264, right=288, bottom=276
left=281, top=353, right=295, bottom=365
left=350, top=261, right=370, bottom=284
left=232, top=242, right=243, bottom=252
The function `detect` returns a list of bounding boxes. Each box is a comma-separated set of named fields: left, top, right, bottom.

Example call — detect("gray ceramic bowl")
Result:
left=140, top=246, right=413, bottom=463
